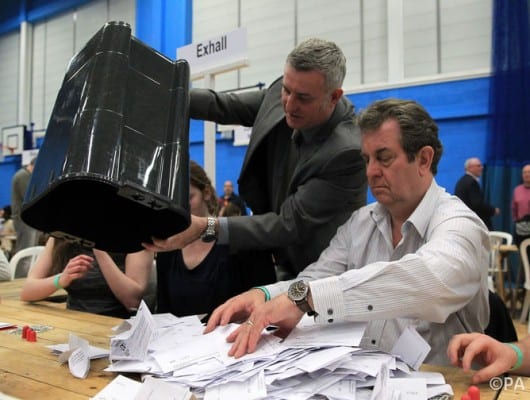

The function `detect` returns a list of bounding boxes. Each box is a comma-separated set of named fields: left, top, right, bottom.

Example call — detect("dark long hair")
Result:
left=190, top=160, right=218, bottom=215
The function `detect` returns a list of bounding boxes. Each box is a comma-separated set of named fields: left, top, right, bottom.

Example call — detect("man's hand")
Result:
left=204, top=289, right=267, bottom=334
left=224, top=294, right=304, bottom=359
left=142, top=215, right=208, bottom=252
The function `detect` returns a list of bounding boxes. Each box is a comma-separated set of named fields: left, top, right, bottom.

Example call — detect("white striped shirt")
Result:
left=267, top=180, right=490, bottom=365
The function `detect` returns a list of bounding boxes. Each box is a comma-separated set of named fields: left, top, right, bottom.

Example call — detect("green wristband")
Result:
left=53, top=273, right=63, bottom=290
left=506, top=343, right=524, bottom=371
left=253, top=286, right=271, bottom=301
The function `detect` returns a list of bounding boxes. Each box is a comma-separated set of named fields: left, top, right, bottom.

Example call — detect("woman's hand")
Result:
left=59, top=254, right=94, bottom=287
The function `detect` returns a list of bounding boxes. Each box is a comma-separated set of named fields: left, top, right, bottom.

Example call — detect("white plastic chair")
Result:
left=9, top=246, right=45, bottom=280
left=489, top=231, right=513, bottom=274
left=487, top=231, right=513, bottom=294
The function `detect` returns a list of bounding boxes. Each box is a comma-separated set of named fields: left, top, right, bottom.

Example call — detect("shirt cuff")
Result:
left=310, top=276, right=346, bottom=324
left=217, top=217, right=229, bottom=244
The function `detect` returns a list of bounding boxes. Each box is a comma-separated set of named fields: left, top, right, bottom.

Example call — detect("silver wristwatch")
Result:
left=200, top=216, right=217, bottom=242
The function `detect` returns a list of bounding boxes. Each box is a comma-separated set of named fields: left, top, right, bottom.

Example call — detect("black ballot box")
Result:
left=21, top=21, right=191, bottom=253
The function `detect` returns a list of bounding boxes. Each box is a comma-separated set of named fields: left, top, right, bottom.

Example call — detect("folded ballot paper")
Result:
left=96, top=301, right=454, bottom=400
left=47, top=333, right=109, bottom=379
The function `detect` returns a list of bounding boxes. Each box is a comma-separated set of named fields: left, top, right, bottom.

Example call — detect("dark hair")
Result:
left=50, top=238, right=81, bottom=275
left=358, top=98, right=443, bottom=174
left=2, top=205, right=11, bottom=220
left=190, top=160, right=218, bottom=215
left=286, top=38, right=346, bottom=92
left=220, top=202, right=242, bottom=217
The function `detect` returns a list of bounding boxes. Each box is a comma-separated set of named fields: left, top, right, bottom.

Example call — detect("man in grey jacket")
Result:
left=145, top=38, right=367, bottom=281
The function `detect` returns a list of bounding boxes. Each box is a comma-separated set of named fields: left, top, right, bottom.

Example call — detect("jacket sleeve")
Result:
left=190, top=88, right=266, bottom=126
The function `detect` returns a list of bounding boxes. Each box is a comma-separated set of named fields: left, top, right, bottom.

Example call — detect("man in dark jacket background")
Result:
left=454, top=157, right=500, bottom=229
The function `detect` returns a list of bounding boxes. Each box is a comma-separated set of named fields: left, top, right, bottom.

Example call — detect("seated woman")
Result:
left=20, top=237, right=154, bottom=318
left=156, top=161, right=248, bottom=319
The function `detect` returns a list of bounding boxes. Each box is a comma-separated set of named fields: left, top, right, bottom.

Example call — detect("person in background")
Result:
left=0, top=205, right=15, bottom=258
left=156, top=161, right=248, bottom=319
left=204, top=98, right=489, bottom=365
left=218, top=180, right=247, bottom=216
left=454, top=157, right=500, bottom=230
left=11, top=157, right=39, bottom=255
left=144, top=38, right=367, bottom=283
left=20, top=237, right=154, bottom=318
left=448, top=332, right=530, bottom=383
left=219, top=202, right=243, bottom=217
left=0, top=206, right=5, bottom=230
left=0, top=250, right=10, bottom=281
left=512, top=164, right=530, bottom=245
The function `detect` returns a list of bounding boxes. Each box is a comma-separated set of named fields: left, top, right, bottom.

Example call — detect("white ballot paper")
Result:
left=47, top=343, right=109, bottom=359
left=90, top=375, right=141, bottom=399
left=56, top=333, right=91, bottom=379
left=391, top=325, right=431, bottom=370
left=110, top=300, right=155, bottom=361
left=91, top=375, right=193, bottom=400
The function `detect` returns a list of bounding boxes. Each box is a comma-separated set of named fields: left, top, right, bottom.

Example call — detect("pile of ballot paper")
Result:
left=91, top=301, right=453, bottom=399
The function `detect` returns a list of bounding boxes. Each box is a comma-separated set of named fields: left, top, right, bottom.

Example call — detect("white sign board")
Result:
left=22, top=149, right=39, bottom=166
left=177, top=28, right=248, bottom=79
left=233, top=126, right=252, bottom=146
left=1, top=125, right=25, bottom=156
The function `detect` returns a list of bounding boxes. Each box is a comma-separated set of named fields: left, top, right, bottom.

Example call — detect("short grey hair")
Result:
left=464, top=158, right=481, bottom=169
left=286, top=38, right=346, bottom=92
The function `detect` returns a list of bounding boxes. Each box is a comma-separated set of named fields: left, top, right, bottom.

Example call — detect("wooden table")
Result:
left=0, top=298, right=120, bottom=399
left=1, top=279, right=529, bottom=399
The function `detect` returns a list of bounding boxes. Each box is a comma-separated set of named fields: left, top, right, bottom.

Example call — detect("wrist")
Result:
left=506, top=343, right=524, bottom=371
left=252, top=286, right=271, bottom=302
left=53, top=273, right=64, bottom=290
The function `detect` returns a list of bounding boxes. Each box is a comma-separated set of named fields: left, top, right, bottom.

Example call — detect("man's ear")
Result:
left=418, top=146, right=434, bottom=175
left=330, top=88, right=343, bottom=105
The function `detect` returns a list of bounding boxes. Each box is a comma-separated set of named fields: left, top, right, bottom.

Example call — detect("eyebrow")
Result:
left=361, top=147, right=391, bottom=158
left=282, top=84, right=313, bottom=99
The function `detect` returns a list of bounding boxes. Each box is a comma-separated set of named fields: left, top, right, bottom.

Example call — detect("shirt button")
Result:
left=327, top=318, right=334, bottom=323
left=327, top=308, right=333, bottom=315
left=371, top=339, right=376, bottom=345
left=367, top=304, right=373, bottom=311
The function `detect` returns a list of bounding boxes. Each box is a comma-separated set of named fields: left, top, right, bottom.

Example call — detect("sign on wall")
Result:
left=177, top=27, right=248, bottom=79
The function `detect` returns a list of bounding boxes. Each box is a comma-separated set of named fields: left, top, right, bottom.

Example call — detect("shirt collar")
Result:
left=371, top=179, right=440, bottom=240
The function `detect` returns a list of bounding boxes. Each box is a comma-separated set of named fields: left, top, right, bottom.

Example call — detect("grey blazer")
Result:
left=190, top=77, right=367, bottom=277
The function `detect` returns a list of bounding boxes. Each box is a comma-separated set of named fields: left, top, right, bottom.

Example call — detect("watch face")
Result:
left=288, top=280, right=308, bottom=302
left=201, top=233, right=216, bottom=243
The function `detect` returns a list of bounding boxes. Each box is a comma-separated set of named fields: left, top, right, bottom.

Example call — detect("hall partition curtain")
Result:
left=485, top=0, right=530, bottom=233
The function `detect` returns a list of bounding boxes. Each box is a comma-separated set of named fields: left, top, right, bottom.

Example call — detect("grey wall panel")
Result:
left=0, top=31, right=19, bottom=129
